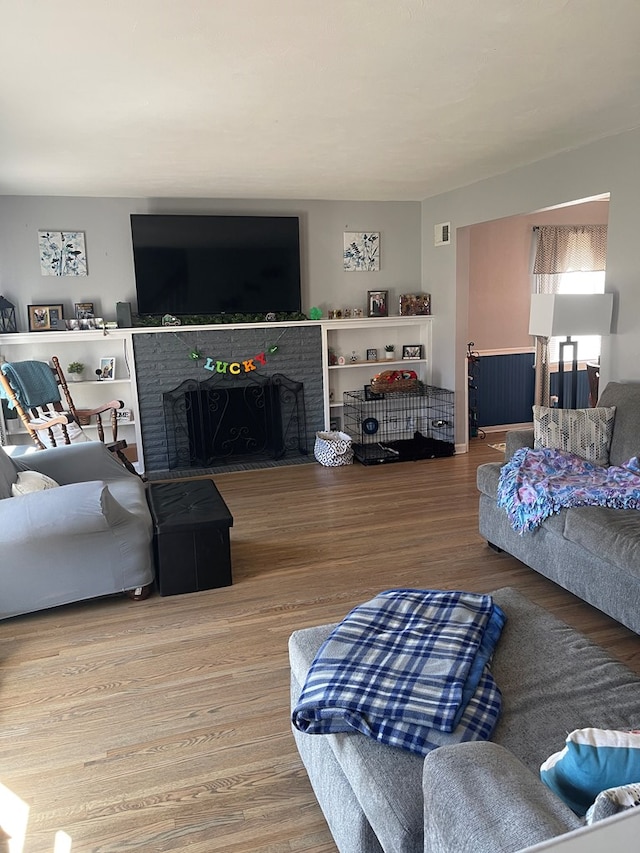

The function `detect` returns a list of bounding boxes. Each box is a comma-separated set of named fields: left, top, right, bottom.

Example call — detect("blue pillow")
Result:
left=540, top=728, right=640, bottom=816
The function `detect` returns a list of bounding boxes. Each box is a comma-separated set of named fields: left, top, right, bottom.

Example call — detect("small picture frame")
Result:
left=399, top=293, right=431, bottom=316
left=367, top=290, right=388, bottom=318
left=366, top=348, right=378, bottom=361
left=74, top=302, right=94, bottom=320
left=27, top=303, right=64, bottom=332
left=99, top=357, right=115, bottom=380
left=364, top=384, right=383, bottom=401
left=116, top=408, right=132, bottom=422
left=402, top=344, right=422, bottom=360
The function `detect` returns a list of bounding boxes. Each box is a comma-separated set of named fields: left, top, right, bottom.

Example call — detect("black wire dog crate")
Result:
left=343, top=385, right=455, bottom=464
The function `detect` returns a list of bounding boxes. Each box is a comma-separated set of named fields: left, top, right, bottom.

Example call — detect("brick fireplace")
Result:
left=133, top=324, right=324, bottom=475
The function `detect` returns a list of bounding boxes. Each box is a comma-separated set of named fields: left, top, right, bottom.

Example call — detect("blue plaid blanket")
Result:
left=292, top=589, right=506, bottom=756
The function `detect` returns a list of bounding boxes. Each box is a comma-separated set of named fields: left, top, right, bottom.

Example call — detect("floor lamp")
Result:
left=529, top=293, right=613, bottom=409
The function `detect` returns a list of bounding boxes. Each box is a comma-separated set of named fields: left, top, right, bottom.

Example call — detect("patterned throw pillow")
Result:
left=586, top=781, right=640, bottom=824
left=533, top=405, right=616, bottom=466
left=540, top=728, right=640, bottom=816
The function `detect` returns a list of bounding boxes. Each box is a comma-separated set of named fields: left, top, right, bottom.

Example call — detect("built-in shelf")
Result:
left=328, top=358, right=427, bottom=370
left=323, top=316, right=432, bottom=430
left=68, top=378, right=131, bottom=386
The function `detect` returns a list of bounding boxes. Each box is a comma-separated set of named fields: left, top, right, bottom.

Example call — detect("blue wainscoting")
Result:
left=476, top=353, right=590, bottom=428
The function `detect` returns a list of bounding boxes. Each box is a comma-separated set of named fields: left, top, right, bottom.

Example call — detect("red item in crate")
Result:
left=370, top=369, right=419, bottom=394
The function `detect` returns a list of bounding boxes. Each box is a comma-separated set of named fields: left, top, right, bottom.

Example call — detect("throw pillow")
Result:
left=11, top=470, right=60, bottom=496
left=533, top=405, right=616, bottom=466
left=0, top=447, right=19, bottom=500
left=586, top=781, right=640, bottom=824
left=540, top=727, right=640, bottom=816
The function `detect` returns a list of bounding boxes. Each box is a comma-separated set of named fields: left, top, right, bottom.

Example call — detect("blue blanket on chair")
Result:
left=292, top=589, right=506, bottom=756
left=0, top=361, right=61, bottom=408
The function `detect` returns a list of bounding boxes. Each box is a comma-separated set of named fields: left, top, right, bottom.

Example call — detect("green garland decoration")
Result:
left=170, top=328, right=287, bottom=372
left=134, top=311, right=308, bottom=327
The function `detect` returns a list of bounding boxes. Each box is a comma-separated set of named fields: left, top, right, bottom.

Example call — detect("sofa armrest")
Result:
left=14, top=441, right=134, bottom=485
left=423, top=742, right=581, bottom=853
left=505, top=428, right=534, bottom=460
left=0, top=480, right=127, bottom=542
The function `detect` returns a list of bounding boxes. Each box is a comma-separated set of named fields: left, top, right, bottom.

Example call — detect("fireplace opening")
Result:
left=163, top=372, right=308, bottom=469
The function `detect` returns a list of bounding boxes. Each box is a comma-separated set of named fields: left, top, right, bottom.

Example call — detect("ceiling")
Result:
left=2, top=0, right=640, bottom=201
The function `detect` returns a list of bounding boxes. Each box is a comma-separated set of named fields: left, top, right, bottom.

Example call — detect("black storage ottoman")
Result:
left=147, top=480, right=233, bottom=596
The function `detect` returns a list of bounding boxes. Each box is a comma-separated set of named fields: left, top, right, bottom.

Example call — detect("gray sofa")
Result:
left=477, top=381, right=640, bottom=635
left=0, top=441, right=154, bottom=620
left=289, top=586, right=640, bottom=853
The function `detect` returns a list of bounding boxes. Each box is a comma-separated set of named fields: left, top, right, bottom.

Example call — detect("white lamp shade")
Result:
left=529, top=293, right=613, bottom=337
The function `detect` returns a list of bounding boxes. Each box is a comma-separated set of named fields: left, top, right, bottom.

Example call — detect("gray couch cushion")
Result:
left=598, top=381, right=640, bottom=466
left=563, top=506, right=640, bottom=576
left=0, top=447, right=18, bottom=500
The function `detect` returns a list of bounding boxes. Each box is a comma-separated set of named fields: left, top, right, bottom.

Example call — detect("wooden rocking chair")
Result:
left=0, top=356, right=139, bottom=476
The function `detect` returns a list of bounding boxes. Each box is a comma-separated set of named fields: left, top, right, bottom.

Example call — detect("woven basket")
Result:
left=370, top=369, right=420, bottom=395
left=370, top=377, right=420, bottom=394
left=314, top=430, right=354, bottom=466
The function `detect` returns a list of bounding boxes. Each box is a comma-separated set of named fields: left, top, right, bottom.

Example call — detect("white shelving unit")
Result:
left=0, top=316, right=433, bottom=469
left=321, top=316, right=432, bottom=430
left=0, top=330, right=141, bottom=467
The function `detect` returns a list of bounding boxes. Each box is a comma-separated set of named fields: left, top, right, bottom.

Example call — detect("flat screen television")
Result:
left=130, top=214, right=302, bottom=316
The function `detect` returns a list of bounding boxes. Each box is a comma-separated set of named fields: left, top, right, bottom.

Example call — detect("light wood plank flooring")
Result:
left=1, top=438, right=639, bottom=852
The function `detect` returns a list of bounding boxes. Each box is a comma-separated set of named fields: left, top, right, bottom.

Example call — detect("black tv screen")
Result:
left=130, top=214, right=302, bottom=316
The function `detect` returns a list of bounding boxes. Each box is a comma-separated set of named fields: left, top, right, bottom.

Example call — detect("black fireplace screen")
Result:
left=163, top=372, right=308, bottom=469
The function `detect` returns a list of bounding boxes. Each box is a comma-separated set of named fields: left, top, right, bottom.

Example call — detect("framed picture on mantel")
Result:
left=367, top=290, right=388, bottom=317
left=27, top=303, right=64, bottom=332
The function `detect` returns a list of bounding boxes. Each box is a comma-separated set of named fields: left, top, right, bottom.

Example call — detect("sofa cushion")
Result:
left=563, top=505, right=640, bottom=576
left=0, top=447, right=19, bottom=500
left=533, top=405, right=616, bottom=466
left=598, top=381, right=640, bottom=467
left=540, top=728, right=640, bottom=816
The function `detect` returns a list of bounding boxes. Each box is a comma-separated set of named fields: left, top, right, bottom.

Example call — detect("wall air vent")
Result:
left=434, top=222, right=451, bottom=246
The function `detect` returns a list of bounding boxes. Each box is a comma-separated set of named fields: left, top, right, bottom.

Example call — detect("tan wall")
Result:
left=468, top=200, right=609, bottom=352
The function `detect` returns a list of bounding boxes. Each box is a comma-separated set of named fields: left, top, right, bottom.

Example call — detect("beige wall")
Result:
left=467, top=200, right=609, bottom=353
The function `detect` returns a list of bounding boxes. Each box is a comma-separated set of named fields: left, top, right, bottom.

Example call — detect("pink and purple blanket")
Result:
left=497, top=447, right=640, bottom=534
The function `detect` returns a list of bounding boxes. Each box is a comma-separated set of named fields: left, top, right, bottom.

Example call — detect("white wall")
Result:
left=0, top=196, right=421, bottom=330
left=421, top=126, right=640, bottom=445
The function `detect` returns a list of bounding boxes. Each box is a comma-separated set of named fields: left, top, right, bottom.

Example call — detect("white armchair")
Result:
left=0, top=441, right=154, bottom=620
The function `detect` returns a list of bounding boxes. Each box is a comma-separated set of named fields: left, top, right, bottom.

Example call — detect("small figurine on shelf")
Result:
left=350, top=350, right=359, bottom=362
left=385, top=344, right=395, bottom=360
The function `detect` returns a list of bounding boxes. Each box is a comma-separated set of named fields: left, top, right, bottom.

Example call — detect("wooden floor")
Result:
left=2, top=438, right=639, bottom=852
